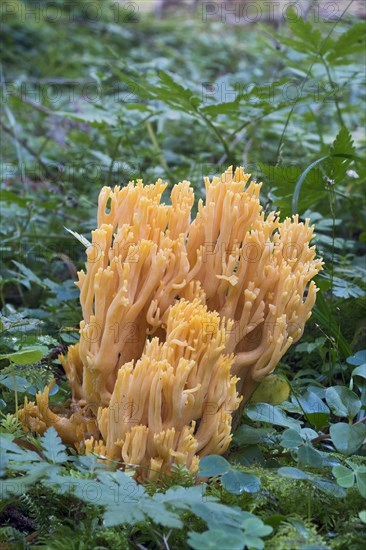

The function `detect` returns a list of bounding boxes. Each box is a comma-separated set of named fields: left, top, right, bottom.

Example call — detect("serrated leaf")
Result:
left=55, top=110, right=118, bottom=126
left=327, top=22, right=366, bottom=62
left=41, top=428, right=68, bottom=464
left=242, top=517, right=273, bottom=538
left=0, top=436, right=42, bottom=464
left=327, top=127, right=355, bottom=183
left=188, top=501, right=247, bottom=531
left=286, top=7, right=322, bottom=54
left=138, top=498, right=183, bottom=529
left=188, top=528, right=245, bottom=550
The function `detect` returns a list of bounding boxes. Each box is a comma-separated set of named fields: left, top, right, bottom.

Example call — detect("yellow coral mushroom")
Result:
left=19, top=167, right=322, bottom=481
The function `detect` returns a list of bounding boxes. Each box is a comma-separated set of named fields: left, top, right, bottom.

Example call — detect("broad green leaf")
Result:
left=347, top=350, right=366, bottom=366
left=325, top=386, right=361, bottom=420
left=297, top=445, right=323, bottom=467
left=0, top=348, right=43, bottom=365
left=229, top=445, right=265, bottom=467
left=296, top=390, right=330, bottom=429
left=221, top=470, right=261, bottom=494
left=359, top=511, right=366, bottom=523
left=233, top=425, right=274, bottom=446
left=352, top=365, right=366, bottom=380
left=356, top=471, right=366, bottom=498
left=278, top=467, right=309, bottom=480
left=246, top=403, right=302, bottom=429
left=329, top=423, right=366, bottom=456
left=312, top=478, right=347, bottom=498
left=280, top=428, right=304, bottom=449
left=332, top=465, right=355, bottom=488
left=0, top=375, right=36, bottom=394
left=198, top=455, right=230, bottom=477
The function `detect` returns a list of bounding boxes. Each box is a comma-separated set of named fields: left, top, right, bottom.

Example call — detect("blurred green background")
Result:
left=0, top=2, right=366, bottom=548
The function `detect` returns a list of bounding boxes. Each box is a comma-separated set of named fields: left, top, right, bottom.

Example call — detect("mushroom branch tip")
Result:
left=19, top=166, right=322, bottom=481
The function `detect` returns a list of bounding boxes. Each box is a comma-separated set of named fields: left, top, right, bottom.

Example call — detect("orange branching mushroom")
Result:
left=19, top=167, right=322, bottom=480
left=91, top=299, right=240, bottom=480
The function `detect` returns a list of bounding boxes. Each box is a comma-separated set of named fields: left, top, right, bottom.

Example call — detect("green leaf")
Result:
left=188, top=500, right=248, bottom=531
left=41, top=428, right=68, bottom=464
left=351, top=365, right=366, bottom=380
left=138, top=499, right=183, bottom=529
left=188, top=529, right=245, bottom=550
left=234, top=425, right=274, bottom=446
left=296, top=390, right=330, bottom=429
left=297, top=445, right=323, bottom=468
left=326, top=386, right=361, bottom=420
left=356, top=471, right=366, bottom=498
left=64, top=227, right=91, bottom=248
left=198, top=455, right=230, bottom=477
left=0, top=375, right=36, bottom=394
left=332, top=465, right=355, bottom=488
left=359, top=511, right=366, bottom=523
left=347, top=350, right=366, bottom=366
left=329, top=422, right=366, bottom=456
left=286, top=7, right=322, bottom=54
left=221, top=470, right=261, bottom=494
left=280, top=428, right=304, bottom=449
left=0, top=348, right=43, bottom=364
left=312, top=478, right=347, bottom=498
left=246, top=403, right=302, bottom=429
left=278, top=467, right=310, bottom=480
left=348, top=351, right=366, bottom=384
left=242, top=517, right=272, bottom=538
left=327, top=22, right=366, bottom=62
left=327, top=127, right=355, bottom=183
left=55, top=110, right=118, bottom=126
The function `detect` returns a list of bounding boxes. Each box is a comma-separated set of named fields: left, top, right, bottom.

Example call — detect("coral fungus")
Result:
left=19, top=167, right=322, bottom=480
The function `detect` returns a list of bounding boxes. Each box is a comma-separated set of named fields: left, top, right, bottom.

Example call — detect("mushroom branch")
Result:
left=19, top=167, right=322, bottom=480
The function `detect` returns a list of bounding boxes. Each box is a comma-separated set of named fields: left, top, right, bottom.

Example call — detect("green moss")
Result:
left=206, top=465, right=365, bottom=549
left=266, top=522, right=327, bottom=549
